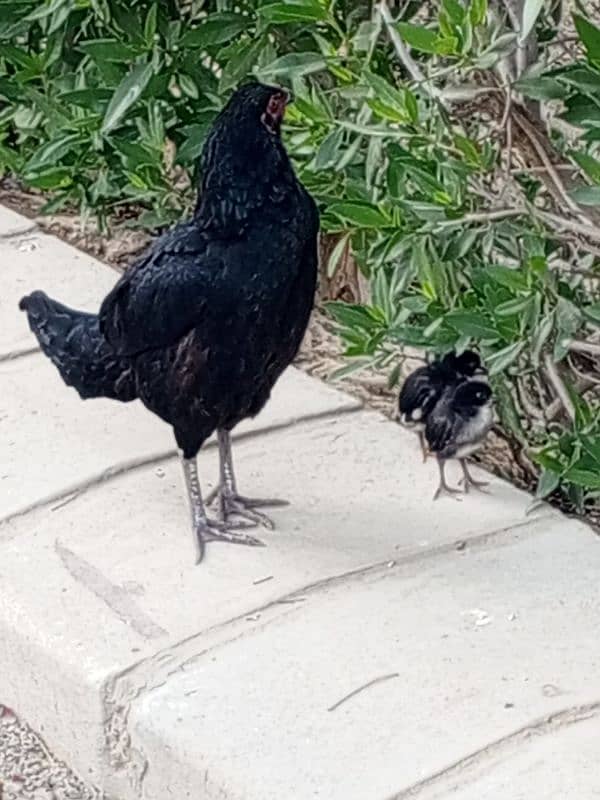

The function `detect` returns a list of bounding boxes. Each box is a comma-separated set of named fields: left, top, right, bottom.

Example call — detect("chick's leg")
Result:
left=433, top=457, right=462, bottom=501
left=205, top=429, right=288, bottom=530
left=459, top=459, right=490, bottom=493
left=181, top=455, right=264, bottom=564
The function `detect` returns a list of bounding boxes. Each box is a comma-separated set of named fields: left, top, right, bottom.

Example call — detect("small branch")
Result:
left=327, top=673, right=399, bottom=712
left=432, top=208, right=525, bottom=231
left=514, top=113, right=585, bottom=220
left=544, top=354, right=575, bottom=423
left=377, top=1, right=446, bottom=106
left=532, top=210, right=600, bottom=244
left=568, top=341, right=600, bottom=357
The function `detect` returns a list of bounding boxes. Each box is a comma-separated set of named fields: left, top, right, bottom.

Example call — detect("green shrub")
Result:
left=3, top=0, right=600, bottom=512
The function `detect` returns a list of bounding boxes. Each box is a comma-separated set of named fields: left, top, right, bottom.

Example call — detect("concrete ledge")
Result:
left=129, top=516, right=600, bottom=800
left=0, top=206, right=36, bottom=238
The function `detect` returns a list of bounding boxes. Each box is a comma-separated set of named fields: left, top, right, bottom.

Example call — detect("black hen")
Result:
left=425, top=380, right=493, bottom=500
left=398, top=350, right=486, bottom=460
left=20, top=82, right=319, bottom=564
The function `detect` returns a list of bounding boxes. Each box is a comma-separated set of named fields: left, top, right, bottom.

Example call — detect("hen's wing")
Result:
left=99, top=223, right=223, bottom=357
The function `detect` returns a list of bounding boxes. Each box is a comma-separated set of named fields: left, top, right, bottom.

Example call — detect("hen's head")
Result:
left=204, top=82, right=291, bottom=162
left=223, top=82, right=291, bottom=136
left=197, top=81, right=295, bottom=233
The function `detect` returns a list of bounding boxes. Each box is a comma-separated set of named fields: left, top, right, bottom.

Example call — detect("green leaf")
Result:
left=531, top=312, right=554, bottom=367
left=486, top=341, right=524, bottom=375
left=494, top=296, right=532, bottom=317
left=573, top=14, right=600, bottom=61
left=454, top=134, right=481, bottom=166
left=101, top=62, right=154, bottom=135
left=59, top=88, right=112, bottom=112
left=177, top=122, right=212, bottom=164
left=570, top=150, right=600, bottom=183
left=79, top=39, right=140, bottom=62
left=396, top=22, right=439, bottom=54
left=327, top=301, right=385, bottom=331
left=24, top=133, right=82, bottom=171
left=515, top=76, right=566, bottom=100
left=520, top=0, right=544, bottom=42
left=583, top=303, right=600, bottom=324
left=24, top=166, right=72, bottom=189
left=445, top=311, right=499, bottom=340
left=470, top=0, right=487, bottom=26
left=24, top=0, right=67, bottom=22
left=258, top=51, right=326, bottom=79
left=363, top=70, right=407, bottom=113
left=144, top=4, right=157, bottom=42
left=313, top=128, right=343, bottom=170
left=570, top=186, right=600, bottom=206
left=554, top=296, right=582, bottom=359
left=442, top=0, right=465, bottom=24
left=564, top=467, right=600, bottom=490
left=535, top=468, right=560, bottom=499
left=328, top=201, right=390, bottom=228
left=487, top=265, right=528, bottom=291
left=219, top=37, right=265, bottom=92
left=329, top=358, right=373, bottom=381
left=178, top=73, right=199, bottom=99
left=327, top=233, right=350, bottom=278
left=181, top=14, right=248, bottom=48
left=259, top=0, right=328, bottom=24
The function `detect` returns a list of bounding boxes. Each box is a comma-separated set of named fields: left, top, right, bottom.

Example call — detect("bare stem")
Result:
left=377, top=1, right=446, bottom=106
left=544, top=355, right=575, bottom=423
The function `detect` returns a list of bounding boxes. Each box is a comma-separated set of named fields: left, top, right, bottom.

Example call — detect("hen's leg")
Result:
left=433, top=458, right=462, bottom=501
left=205, top=429, right=288, bottom=530
left=459, top=459, right=490, bottom=494
left=418, top=431, right=429, bottom=462
left=181, top=455, right=264, bottom=564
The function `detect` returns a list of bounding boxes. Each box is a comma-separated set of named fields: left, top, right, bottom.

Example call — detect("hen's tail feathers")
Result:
left=19, top=291, right=137, bottom=403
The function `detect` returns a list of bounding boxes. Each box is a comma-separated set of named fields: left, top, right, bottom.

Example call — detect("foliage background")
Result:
left=3, top=0, right=600, bottom=516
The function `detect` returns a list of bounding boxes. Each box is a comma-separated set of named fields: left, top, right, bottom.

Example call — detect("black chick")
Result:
left=425, top=380, right=493, bottom=500
left=398, top=350, right=487, bottom=461
left=19, top=82, right=319, bottom=564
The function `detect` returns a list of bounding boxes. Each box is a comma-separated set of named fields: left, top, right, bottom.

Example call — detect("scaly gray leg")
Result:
left=433, top=458, right=462, bottom=501
left=418, top=431, right=429, bottom=463
left=205, top=429, right=288, bottom=529
left=181, top=455, right=264, bottom=564
left=459, top=459, right=490, bottom=494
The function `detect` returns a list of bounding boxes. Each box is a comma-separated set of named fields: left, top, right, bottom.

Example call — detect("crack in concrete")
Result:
left=0, top=223, right=39, bottom=239
left=0, top=346, right=39, bottom=363
left=0, top=404, right=362, bottom=532
left=55, top=541, right=167, bottom=640
left=386, top=700, right=600, bottom=799
left=98, top=512, right=554, bottom=797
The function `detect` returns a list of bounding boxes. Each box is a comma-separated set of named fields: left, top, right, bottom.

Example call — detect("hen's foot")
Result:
left=207, top=487, right=288, bottom=530
left=194, top=519, right=265, bottom=563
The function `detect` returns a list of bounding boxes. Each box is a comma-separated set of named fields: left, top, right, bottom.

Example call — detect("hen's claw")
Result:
left=209, top=429, right=287, bottom=530
left=209, top=490, right=286, bottom=530
left=193, top=520, right=265, bottom=565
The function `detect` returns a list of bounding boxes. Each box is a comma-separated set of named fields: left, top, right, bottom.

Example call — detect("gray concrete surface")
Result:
left=1, top=204, right=599, bottom=799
